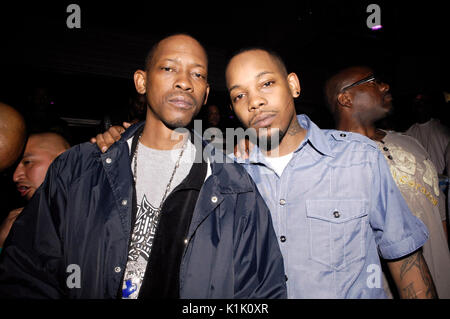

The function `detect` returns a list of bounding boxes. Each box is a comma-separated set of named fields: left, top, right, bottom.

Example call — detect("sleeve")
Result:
left=369, top=151, right=429, bottom=260
left=233, top=179, right=287, bottom=299
left=0, top=155, right=69, bottom=298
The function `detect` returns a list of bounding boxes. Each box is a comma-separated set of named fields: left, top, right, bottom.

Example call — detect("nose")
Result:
left=248, top=93, right=266, bottom=112
left=13, top=163, right=24, bottom=183
left=174, top=72, right=193, bottom=92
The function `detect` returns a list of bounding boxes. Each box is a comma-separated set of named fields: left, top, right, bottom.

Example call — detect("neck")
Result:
left=264, top=116, right=306, bottom=157
left=140, top=111, right=188, bottom=150
left=336, top=117, right=385, bottom=141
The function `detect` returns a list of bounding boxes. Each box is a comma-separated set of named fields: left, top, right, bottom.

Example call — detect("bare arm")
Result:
left=0, top=207, right=23, bottom=248
left=387, top=250, right=437, bottom=299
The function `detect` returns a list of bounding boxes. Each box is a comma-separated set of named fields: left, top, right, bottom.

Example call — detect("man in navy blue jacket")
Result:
left=0, top=34, right=287, bottom=299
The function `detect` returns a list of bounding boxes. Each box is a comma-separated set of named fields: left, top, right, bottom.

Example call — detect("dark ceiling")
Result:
left=0, top=1, right=448, bottom=136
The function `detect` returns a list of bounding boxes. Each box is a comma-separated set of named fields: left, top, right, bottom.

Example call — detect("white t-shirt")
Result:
left=264, top=152, right=293, bottom=177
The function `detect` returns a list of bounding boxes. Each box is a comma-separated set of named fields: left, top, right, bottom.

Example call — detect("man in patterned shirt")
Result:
left=325, top=65, right=450, bottom=298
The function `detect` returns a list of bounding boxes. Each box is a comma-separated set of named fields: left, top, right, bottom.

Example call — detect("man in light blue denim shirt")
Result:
left=225, top=48, right=436, bottom=298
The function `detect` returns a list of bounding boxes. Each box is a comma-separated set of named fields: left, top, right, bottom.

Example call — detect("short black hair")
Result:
left=225, top=47, right=288, bottom=77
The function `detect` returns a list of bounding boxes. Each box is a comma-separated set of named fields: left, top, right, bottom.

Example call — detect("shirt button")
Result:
left=280, top=235, right=286, bottom=242
left=285, top=275, right=288, bottom=282
left=383, top=147, right=389, bottom=151
left=387, top=155, right=393, bottom=160
left=184, top=238, right=188, bottom=245
left=121, top=199, right=127, bottom=206
left=105, top=158, right=112, bottom=164
left=333, top=211, right=340, bottom=218
left=279, top=199, right=286, bottom=206
left=114, top=266, right=121, bottom=273
left=340, top=133, right=346, bottom=137
left=211, top=196, right=218, bottom=203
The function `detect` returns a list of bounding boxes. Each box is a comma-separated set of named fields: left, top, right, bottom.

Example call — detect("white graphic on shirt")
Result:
left=129, top=195, right=160, bottom=261
left=122, top=195, right=161, bottom=299
left=388, top=144, right=416, bottom=175
left=379, top=142, right=439, bottom=220
left=422, top=159, right=440, bottom=196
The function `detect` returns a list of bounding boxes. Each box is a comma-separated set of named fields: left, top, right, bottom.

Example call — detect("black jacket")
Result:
left=0, top=122, right=287, bottom=299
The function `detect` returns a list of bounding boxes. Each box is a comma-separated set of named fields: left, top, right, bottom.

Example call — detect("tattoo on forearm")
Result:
left=287, top=120, right=302, bottom=136
left=399, top=252, right=437, bottom=298
left=402, top=283, right=418, bottom=299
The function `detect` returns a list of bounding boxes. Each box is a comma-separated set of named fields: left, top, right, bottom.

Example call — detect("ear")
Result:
left=337, top=91, right=352, bottom=108
left=134, top=70, right=147, bottom=94
left=203, top=83, right=210, bottom=105
left=287, top=72, right=301, bottom=98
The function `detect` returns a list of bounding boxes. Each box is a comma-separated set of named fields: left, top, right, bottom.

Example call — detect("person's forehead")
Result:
left=25, top=137, right=56, bottom=155
left=230, top=51, right=278, bottom=73
left=152, top=36, right=207, bottom=66
left=341, top=67, right=373, bottom=88
left=227, top=51, right=281, bottom=87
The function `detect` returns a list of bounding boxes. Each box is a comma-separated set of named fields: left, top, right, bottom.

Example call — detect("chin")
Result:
left=164, top=117, right=193, bottom=130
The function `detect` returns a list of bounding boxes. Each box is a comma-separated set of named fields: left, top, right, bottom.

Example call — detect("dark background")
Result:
left=0, top=0, right=449, bottom=215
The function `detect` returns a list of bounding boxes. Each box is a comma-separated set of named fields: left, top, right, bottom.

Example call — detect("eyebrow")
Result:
left=256, top=71, right=274, bottom=78
left=229, top=71, right=275, bottom=92
left=162, top=58, right=206, bottom=70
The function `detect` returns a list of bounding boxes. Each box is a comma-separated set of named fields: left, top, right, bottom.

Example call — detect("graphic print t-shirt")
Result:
left=121, top=138, right=195, bottom=299
left=376, top=130, right=450, bottom=298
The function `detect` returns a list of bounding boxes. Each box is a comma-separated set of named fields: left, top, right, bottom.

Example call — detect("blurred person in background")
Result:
left=0, top=132, right=70, bottom=250
left=325, top=66, right=450, bottom=298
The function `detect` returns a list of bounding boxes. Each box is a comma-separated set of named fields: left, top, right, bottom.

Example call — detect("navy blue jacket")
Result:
left=0, top=122, right=287, bottom=299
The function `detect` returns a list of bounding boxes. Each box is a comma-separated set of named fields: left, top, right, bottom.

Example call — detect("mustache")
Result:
left=250, top=111, right=276, bottom=126
left=165, top=92, right=197, bottom=107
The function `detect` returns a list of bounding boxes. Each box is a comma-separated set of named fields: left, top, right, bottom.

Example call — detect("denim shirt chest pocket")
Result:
left=306, top=199, right=368, bottom=270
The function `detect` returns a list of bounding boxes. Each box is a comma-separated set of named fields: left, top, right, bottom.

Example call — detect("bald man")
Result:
left=0, top=102, right=26, bottom=172
left=0, top=132, right=70, bottom=248
left=325, top=66, right=450, bottom=298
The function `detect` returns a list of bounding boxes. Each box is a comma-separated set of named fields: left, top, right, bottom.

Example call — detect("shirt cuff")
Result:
left=378, top=222, right=429, bottom=260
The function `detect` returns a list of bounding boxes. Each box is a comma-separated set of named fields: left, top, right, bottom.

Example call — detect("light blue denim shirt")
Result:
left=233, top=115, right=428, bottom=298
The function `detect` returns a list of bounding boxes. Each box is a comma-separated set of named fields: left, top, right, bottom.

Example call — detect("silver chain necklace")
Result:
left=132, top=134, right=187, bottom=211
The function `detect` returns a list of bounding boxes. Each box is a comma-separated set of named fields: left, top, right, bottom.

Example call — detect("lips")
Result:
left=16, top=185, right=31, bottom=197
left=384, top=93, right=393, bottom=102
left=251, top=113, right=276, bottom=128
left=168, top=95, right=194, bottom=109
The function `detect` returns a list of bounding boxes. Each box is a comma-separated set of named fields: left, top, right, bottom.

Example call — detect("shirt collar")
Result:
left=246, top=114, right=334, bottom=164
left=295, top=114, right=334, bottom=157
